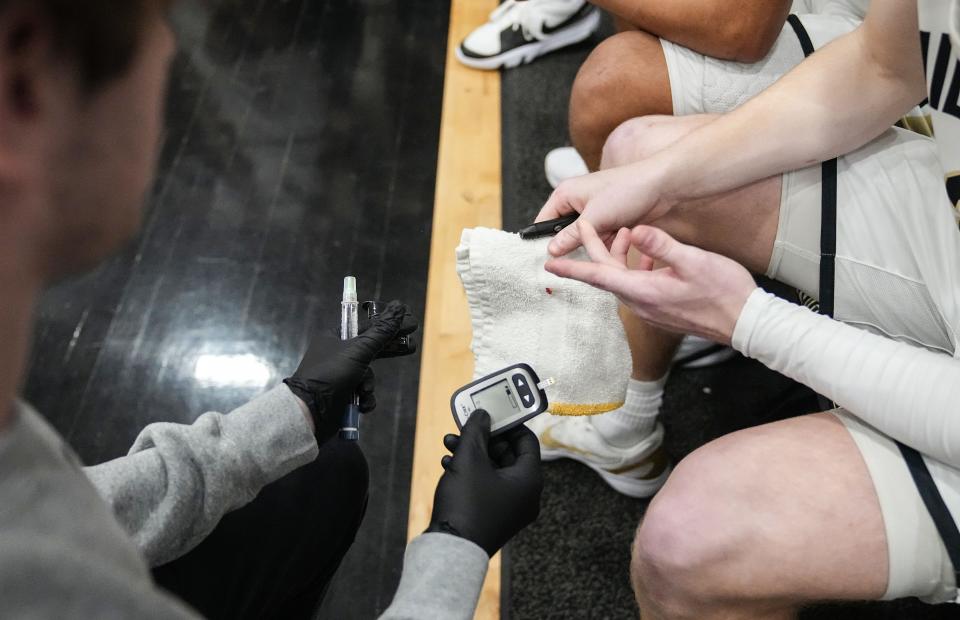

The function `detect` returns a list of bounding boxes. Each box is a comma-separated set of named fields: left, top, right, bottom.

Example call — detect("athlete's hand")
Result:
left=536, top=161, right=676, bottom=257
left=544, top=221, right=756, bottom=344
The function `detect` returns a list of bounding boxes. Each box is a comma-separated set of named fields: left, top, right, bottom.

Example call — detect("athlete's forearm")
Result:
left=734, top=290, right=960, bottom=469
left=593, top=0, right=791, bottom=62
left=641, top=0, right=925, bottom=206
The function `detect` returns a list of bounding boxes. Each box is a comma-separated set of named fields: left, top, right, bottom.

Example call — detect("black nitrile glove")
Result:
left=427, top=410, right=543, bottom=556
left=361, top=301, right=419, bottom=358
left=283, top=300, right=418, bottom=441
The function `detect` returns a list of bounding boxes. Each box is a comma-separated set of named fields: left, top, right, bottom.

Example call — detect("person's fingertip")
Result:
left=472, top=409, right=491, bottom=425
left=462, top=409, right=492, bottom=442
left=534, top=209, right=551, bottom=223
left=443, top=434, right=460, bottom=451
left=631, top=225, right=657, bottom=247
left=385, top=301, right=407, bottom=324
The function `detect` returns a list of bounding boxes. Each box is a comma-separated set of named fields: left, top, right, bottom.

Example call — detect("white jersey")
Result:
left=919, top=0, right=960, bottom=207
left=791, top=0, right=869, bottom=19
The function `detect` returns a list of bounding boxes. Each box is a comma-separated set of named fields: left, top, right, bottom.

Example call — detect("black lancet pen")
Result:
left=518, top=214, right=580, bottom=240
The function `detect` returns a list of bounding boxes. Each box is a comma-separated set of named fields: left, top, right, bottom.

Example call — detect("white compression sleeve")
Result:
left=732, top=288, right=960, bottom=468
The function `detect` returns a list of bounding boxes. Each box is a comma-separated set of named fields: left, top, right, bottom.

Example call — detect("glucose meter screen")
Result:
left=471, top=379, right=519, bottom=423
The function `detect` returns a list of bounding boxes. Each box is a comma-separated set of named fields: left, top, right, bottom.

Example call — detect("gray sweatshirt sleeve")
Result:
left=84, top=385, right=319, bottom=566
left=379, top=533, right=490, bottom=620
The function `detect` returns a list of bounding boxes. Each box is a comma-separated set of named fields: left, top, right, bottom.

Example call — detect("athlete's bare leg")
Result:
left=569, top=30, right=673, bottom=171
left=632, top=412, right=888, bottom=618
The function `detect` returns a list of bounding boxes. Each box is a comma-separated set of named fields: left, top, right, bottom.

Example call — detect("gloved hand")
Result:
left=360, top=301, right=419, bottom=358
left=427, top=411, right=543, bottom=556
left=283, top=300, right=418, bottom=441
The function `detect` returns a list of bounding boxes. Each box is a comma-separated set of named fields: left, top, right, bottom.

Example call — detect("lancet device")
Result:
left=450, top=363, right=552, bottom=436
left=339, top=276, right=361, bottom=440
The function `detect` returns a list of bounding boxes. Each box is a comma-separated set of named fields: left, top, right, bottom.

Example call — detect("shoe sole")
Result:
left=540, top=444, right=672, bottom=499
left=676, top=346, right=737, bottom=369
left=456, top=9, right=601, bottom=70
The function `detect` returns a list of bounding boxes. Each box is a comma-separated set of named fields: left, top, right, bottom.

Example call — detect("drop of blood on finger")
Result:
left=545, top=287, right=553, bottom=295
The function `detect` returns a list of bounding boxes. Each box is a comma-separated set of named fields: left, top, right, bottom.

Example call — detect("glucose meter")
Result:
left=450, top=363, right=552, bottom=436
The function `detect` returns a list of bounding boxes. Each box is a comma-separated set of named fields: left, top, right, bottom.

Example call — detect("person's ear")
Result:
left=0, top=6, right=58, bottom=143
left=0, top=6, right=64, bottom=198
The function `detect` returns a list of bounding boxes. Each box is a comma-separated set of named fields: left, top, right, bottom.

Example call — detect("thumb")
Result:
left=344, top=301, right=405, bottom=363
left=630, top=226, right=693, bottom=275
left=452, top=409, right=492, bottom=464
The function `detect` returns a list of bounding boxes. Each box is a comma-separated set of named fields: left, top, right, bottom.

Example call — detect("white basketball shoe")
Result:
left=457, top=0, right=601, bottom=70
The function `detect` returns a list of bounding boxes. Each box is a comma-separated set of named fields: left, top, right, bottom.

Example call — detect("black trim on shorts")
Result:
left=898, top=443, right=960, bottom=585
left=787, top=14, right=837, bottom=317
left=789, top=13, right=960, bottom=590
left=819, top=157, right=837, bottom=317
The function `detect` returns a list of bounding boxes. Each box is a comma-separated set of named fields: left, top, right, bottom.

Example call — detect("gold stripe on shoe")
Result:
left=539, top=425, right=594, bottom=458
left=540, top=427, right=671, bottom=480
left=607, top=447, right=670, bottom=478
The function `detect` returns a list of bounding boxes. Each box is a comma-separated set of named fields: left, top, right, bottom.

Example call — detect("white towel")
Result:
left=456, top=227, right=631, bottom=416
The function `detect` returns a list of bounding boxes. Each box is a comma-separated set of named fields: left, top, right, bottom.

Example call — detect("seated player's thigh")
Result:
left=632, top=412, right=889, bottom=607
left=769, top=127, right=960, bottom=354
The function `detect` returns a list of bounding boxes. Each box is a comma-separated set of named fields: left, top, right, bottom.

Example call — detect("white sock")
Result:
left=590, top=375, right=667, bottom=448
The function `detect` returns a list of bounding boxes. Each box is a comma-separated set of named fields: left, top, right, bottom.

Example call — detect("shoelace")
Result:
left=489, top=0, right=581, bottom=42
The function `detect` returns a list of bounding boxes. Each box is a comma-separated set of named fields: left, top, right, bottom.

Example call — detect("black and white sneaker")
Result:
left=456, top=0, right=601, bottom=70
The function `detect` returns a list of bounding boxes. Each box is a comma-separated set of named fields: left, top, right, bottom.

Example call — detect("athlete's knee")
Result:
left=571, top=32, right=655, bottom=117
left=600, top=116, right=665, bottom=169
left=570, top=31, right=670, bottom=169
left=630, top=443, right=746, bottom=615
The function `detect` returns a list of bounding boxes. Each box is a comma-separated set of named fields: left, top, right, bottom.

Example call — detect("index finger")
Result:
left=545, top=255, right=642, bottom=299
left=579, top=219, right=626, bottom=269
